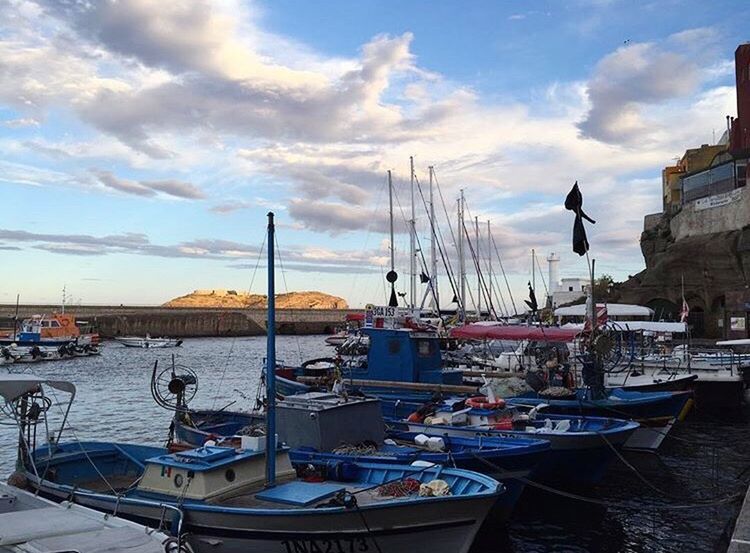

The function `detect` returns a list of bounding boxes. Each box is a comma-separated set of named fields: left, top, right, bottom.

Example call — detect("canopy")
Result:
left=561, top=321, right=687, bottom=333
left=554, top=303, right=654, bottom=318
left=0, top=374, right=76, bottom=403
left=449, top=324, right=580, bottom=342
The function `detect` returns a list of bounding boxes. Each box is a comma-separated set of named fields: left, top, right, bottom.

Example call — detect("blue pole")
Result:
left=265, top=212, right=276, bottom=488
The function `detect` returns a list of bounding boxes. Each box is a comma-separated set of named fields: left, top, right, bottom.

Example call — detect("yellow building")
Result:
left=662, top=144, right=727, bottom=211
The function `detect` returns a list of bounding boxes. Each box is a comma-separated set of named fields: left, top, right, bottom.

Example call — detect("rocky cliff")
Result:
left=163, top=289, right=349, bottom=309
left=616, top=213, right=750, bottom=336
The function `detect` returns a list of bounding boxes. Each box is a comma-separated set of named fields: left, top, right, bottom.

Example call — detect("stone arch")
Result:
left=646, top=298, right=679, bottom=321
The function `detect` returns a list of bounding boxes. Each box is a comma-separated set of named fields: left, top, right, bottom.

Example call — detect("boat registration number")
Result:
left=281, top=538, right=370, bottom=553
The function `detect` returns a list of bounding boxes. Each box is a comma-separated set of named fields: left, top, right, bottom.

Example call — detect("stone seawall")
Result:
left=0, top=305, right=360, bottom=337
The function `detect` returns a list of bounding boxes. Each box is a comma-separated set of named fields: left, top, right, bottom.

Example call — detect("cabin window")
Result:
left=174, top=474, right=184, bottom=488
left=388, top=340, right=401, bottom=355
left=50, top=321, right=60, bottom=328
left=225, top=468, right=236, bottom=482
left=416, top=339, right=433, bottom=357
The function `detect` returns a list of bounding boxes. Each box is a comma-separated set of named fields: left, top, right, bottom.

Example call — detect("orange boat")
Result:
left=0, top=313, right=99, bottom=346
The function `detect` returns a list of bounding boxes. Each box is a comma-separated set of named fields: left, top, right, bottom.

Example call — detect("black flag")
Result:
left=565, top=181, right=595, bottom=256
left=388, top=285, right=398, bottom=307
left=524, top=282, right=538, bottom=313
left=420, top=272, right=430, bottom=284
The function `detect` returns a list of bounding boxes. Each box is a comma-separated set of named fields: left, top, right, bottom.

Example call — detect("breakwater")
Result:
left=0, top=305, right=360, bottom=337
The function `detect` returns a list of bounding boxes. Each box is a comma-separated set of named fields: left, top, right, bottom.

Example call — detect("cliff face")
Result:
left=617, top=213, right=750, bottom=337
left=163, top=289, right=349, bottom=309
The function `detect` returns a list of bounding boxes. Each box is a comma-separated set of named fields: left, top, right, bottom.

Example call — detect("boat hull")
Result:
left=393, top=418, right=637, bottom=486
left=27, top=473, right=495, bottom=553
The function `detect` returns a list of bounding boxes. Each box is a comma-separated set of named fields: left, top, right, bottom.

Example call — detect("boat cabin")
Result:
left=361, top=328, right=463, bottom=385
left=138, top=446, right=295, bottom=501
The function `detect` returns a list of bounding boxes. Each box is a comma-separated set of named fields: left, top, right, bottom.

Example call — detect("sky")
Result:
left=0, top=0, right=747, bottom=309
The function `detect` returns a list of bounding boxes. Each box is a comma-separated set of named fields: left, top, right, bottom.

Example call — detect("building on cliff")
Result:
left=620, top=43, right=750, bottom=338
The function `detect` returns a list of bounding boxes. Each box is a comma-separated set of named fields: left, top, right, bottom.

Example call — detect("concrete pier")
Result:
left=729, top=485, right=750, bottom=552
left=0, top=305, right=360, bottom=338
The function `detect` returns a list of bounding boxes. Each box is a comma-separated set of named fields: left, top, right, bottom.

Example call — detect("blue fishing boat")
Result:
left=168, top=392, right=549, bottom=520
left=6, top=214, right=504, bottom=553
left=380, top=396, right=639, bottom=486
left=506, top=388, right=693, bottom=450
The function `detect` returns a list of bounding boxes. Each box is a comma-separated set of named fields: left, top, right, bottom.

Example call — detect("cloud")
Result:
left=0, top=227, right=388, bottom=272
left=4, top=117, right=39, bottom=128
left=91, top=169, right=205, bottom=199
left=577, top=29, right=721, bottom=144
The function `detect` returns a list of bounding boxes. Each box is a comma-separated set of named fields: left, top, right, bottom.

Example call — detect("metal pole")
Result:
left=429, top=166, right=438, bottom=313
left=410, top=156, right=416, bottom=309
left=388, top=170, right=395, bottom=274
left=265, top=212, right=276, bottom=488
left=487, top=221, right=494, bottom=318
left=475, top=216, right=481, bottom=319
left=458, top=190, right=466, bottom=321
left=531, top=249, right=536, bottom=294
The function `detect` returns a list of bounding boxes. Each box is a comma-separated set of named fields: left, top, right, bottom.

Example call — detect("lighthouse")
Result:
left=547, top=252, right=560, bottom=294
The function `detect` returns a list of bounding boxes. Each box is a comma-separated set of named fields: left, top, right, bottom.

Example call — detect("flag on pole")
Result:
left=524, top=282, right=538, bottom=313
left=680, top=298, right=689, bottom=323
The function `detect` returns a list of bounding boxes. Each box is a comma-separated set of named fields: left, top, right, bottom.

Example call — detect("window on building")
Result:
left=737, top=162, right=747, bottom=188
left=568, top=286, right=573, bottom=292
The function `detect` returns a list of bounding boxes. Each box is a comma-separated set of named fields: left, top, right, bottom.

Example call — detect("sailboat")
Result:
left=6, top=214, right=503, bottom=553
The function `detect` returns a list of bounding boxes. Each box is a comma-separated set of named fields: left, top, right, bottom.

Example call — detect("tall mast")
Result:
left=531, top=249, right=536, bottom=293
left=386, top=170, right=398, bottom=307
left=475, top=216, right=481, bottom=319
left=61, top=285, right=66, bottom=314
left=388, top=170, right=395, bottom=275
left=459, top=190, right=466, bottom=321
left=429, top=166, right=438, bottom=313
left=487, top=220, right=493, bottom=318
left=409, top=156, right=416, bottom=309
left=265, top=212, right=276, bottom=488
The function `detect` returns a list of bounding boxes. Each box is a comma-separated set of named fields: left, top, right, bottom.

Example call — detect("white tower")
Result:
left=547, top=252, right=560, bottom=293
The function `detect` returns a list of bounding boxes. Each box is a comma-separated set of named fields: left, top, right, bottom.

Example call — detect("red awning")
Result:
left=449, top=324, right=580, bottom=342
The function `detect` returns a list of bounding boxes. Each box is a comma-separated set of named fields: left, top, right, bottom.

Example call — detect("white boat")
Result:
left=115, top=334, right=183, bottom=348
left=0, top=481, right=174, bottom=553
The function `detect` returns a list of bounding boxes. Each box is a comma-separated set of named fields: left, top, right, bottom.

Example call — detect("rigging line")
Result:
left=460, top=216, right=497, bottom=319
left=432, top=168, right=465, bottom=313
left=392, top=182, right=434, bottom=305
left=534, top=252, right=549, bottom=298
left=274, top=232, right=303, bottom=364
left=412, top=174, right=443, bottom=309
left=211, top=338, right=237, bottom=411
left=247, top=232, right=267, bottom=295
left=489, top=231, right=518, bottom=315
left=349, top=175, right=387, bottom=303
left=462, top=199, right=516, bottom=316
left=414, top=175, right=460, bottom=312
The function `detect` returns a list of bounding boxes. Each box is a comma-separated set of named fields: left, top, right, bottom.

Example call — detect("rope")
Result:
left=468, top=452, right=744, bottom=511
left=275, top=233, right=303, bottom=364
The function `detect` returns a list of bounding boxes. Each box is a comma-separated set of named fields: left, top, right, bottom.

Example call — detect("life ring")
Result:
left=466, top=396, right=506, bottom=410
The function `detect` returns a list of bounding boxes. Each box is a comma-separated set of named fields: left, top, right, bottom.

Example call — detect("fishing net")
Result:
left=376, top=478, right=421, bottom=497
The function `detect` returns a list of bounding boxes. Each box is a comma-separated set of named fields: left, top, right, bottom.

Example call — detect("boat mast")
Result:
left=61, top=285, right=66, bottom=314
left=531, top=249, right=536, bottom=295
left=487, top=220, right=493, bottom=318
left=265, top=212, right=276, bottom=488
left=475, top=216, right=481, bottom=319
left=409, top=156, right=416, bottom=310
left=387, top=170, right=399, bottom=307
left=458, top=190, right=466, bottom=321
left=429, top=166, right=438, bottom=313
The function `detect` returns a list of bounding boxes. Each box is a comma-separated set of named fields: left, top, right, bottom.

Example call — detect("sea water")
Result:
left=1, top=335, right=748, bottom=552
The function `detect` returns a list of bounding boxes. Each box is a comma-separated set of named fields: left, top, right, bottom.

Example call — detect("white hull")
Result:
left=115, top=336, right=182, bottom=348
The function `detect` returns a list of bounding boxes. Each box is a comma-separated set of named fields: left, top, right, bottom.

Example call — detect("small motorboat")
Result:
left=0, top=481, right=174, bottom=553
left=115, top=334, right=183, bottom=348
left=384, top=396, right=639, bottom=486
left=507, top=387, right=693, bottom=450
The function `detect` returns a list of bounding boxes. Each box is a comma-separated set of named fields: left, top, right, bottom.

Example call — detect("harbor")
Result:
left=2, top=336, right=749, bottom=552
left=3, top=2, right=750, bottom=552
